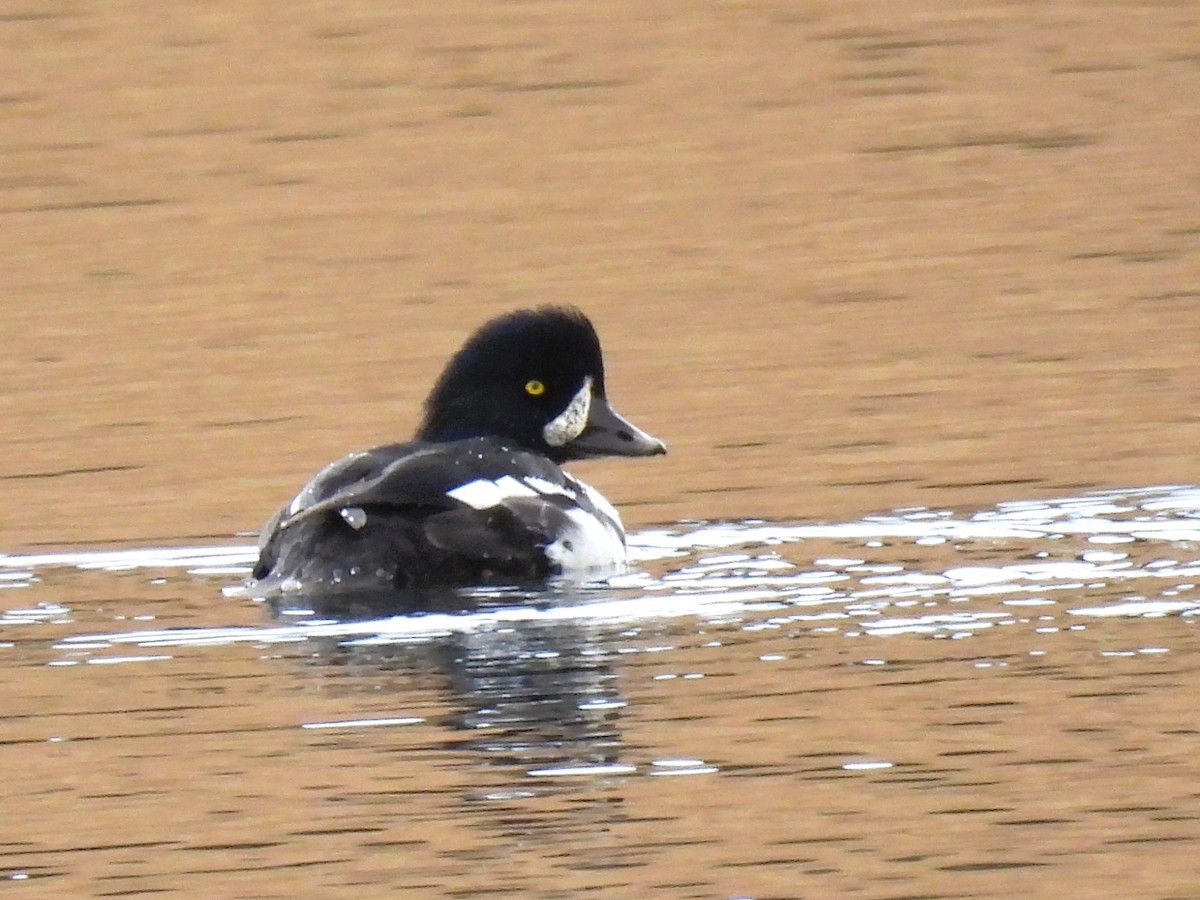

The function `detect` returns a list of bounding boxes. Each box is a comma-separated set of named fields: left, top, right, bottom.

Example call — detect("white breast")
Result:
left=544, top=506, right=628, bottom=574
left=545, top=476, right=627, bottom=574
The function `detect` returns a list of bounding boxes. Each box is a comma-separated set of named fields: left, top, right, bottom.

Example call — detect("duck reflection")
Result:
left=296, top=605, right=628, bottom=776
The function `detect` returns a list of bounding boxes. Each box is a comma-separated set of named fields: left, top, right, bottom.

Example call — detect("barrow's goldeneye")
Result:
left=248, top=306, right=665, bottom=606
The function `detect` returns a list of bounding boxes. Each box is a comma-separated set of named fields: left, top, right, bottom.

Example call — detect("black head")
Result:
left=417, top=306, right=666, bottom=463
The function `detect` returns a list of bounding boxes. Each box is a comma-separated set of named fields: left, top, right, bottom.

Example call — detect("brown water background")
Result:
left=3, top=2, right=1200, bottom=897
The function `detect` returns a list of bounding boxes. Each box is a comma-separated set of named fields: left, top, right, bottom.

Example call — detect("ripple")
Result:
left=2, top=485, right=1198, bottom=653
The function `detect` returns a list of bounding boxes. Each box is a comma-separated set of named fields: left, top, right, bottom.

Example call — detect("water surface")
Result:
left=5, top=3, right=1200, bottom=896
left=4, top=486, right=1199, bottom=897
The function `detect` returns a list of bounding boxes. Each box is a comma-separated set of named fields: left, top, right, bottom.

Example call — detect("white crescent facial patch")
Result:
left=543, top=376, right=592, bottom=447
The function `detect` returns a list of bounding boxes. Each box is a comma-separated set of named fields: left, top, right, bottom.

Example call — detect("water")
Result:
left=3, top=485, right=1200, bottom=897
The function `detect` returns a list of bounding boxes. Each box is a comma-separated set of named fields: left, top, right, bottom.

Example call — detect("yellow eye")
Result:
left=525, top=379, right=546, bottom=396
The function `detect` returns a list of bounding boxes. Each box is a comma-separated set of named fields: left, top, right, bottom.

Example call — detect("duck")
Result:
left=248, top=306, right=665, bottom=609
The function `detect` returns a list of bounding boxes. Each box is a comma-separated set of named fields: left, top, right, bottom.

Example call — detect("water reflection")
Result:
left=24, top=484, right=1200, bottom=797
left=300, top=620, right=629, bottom=780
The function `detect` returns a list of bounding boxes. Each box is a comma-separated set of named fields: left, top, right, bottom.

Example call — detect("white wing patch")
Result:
left=447, top=474, right=538, bottom=510
left=448, top=473, right=591, bottom=510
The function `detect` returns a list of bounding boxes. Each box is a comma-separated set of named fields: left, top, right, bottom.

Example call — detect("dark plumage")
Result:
left=248, top=307, right=664, bottom=608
